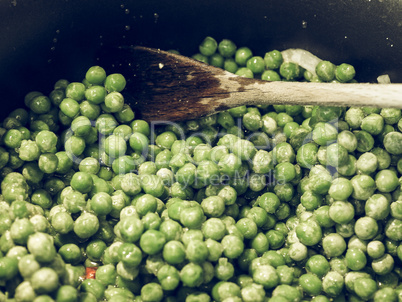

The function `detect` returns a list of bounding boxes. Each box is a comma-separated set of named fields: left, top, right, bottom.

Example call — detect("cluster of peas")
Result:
left=191, top=37, right=356, bottom=83
left=0, top=36, right=402, bottom=302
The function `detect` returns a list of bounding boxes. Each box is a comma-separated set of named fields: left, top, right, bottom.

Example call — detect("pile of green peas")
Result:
left=0, top=36, right=402, bottom=302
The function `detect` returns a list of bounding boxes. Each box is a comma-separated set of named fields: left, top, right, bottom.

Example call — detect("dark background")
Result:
left=1, top=0, right=401, bottom=117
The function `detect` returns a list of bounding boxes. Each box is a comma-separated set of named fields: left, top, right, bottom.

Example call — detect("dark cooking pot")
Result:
left=1, top=0, right=402, bottom=120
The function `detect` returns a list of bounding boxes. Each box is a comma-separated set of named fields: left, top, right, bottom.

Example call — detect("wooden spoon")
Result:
left=118, top=46, right=402, bottom=122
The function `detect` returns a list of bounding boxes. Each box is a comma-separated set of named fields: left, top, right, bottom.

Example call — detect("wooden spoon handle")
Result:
left=124, top=46, right=402, bottom=121
left=214, top=75, right=402, bottom=109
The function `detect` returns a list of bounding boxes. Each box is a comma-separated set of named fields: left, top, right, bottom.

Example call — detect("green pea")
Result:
left=373, top=287, right=398, bottom=302
left=70, top=171, right=93, bottom=194
left=235, top=67, right=253, bottom=78
left=81, top=279, right=105, bottom=300
left=355, top=152, right=377, bottom=175
left=104, top=73, right=126, bottom=93
left=198, top=36, right=218, bottom=56
left=351, top=174, right=376, bottom=200
left=365, top=194, right=390, bottom=220
left=51, top=212, right=74, bottom=234
left=155, top=264, right=180, bottom=292
left=354, top=216, right=378, bottom=240
left=118, top=216, right=143, bottom=243
left=261, top=70, right=281, bottom=81
left=345, top=248, right=367, bottom=271
left=175, top=162, right=196, bottom=185
left=377, top=125, right=395, bottom=145
left=334, top=129, right=355, bottom=151
left=217, top=39, right=237, bottom=58
left=135, top=194, right=157, bottom=217
left=239, top=283, right=265, bottom=302
left=360, top=114, right=384, bottom=136
left=85, top=239, right=107, bottom=262
left=265, top=229, right=284, bottom=250
left=264, top=50, right=283, bottom=70
left=185, top=240, right=209, bottom=264
left=117, top=242, right=142, bottom=268
left=9, top=108, right=29, bottom=126
left=201, top=218, right=226, bottom=241
left=296, top=220, right=322, bottom=246
left=13, top=280, right=37, bottom=302
left=64, top=135, right=86, bottom=157
left=370, top=148, right=391, bottom=171
left=322, top=271, right=344, bottom=297
left=372, top=254, right=395, bottom=276
left=234, top=47, right=253, bottom=66
left=367, top=240, right=385, bottom=259
left=73, top=212, right=99, bottom=239
left=245, top=207, right=268, bottom=229
left=326, top=143, right=349, bottom=167
left=329, top=201, right=355, bottom=224
left=0, top=255, right=19, bottom=282
left=192, top=53, right=209, bottom=63
left=84, top=86, right=106, bottom=106
left=251, top=264, right=279, bottom=289
left=305, top=254, right=330, bottom=278
left=55, top=285, right=79, bottom=302
left=274, top=162, right=296, bottom=183
left=221, top=235, right=244, bottom=259
left=223, top=58, right=239, bottom=73
left=161, top=240, right=185, bottom=265
left=18, top=139, right=40, bottom=162
left=299, top=273, right=323, bottom=296
left=155, top=131, right=177, bottom=150
left=58, top=243, right=82, bottom=264
left=329, top=258, right=348, bottom=276
left=180, top=263, right=204, bottom=288
left=65, top=82, right=86, bottom=101
left=280, top=62, right=302, bottom=80
left=31, top=267, right=59, bottom=294
left=3, top=129, right=23, bottom=148
left=335, top=63, right=355, bottom=82
left=179, top=205, right=205, bottom=229
left=256, top=193, right=279, bottom=215
left=252, top=150, right=274, bottom=174
left=328, top=177, right=353, bottom=201
left=316, top=60, right=336, bottom=82
left=86, top=66, right=106, bottom=85
left=34, top=130, right=56, bottom=154
left=30, top=95, right=51, bottom=114
left=200, top=196, right=225, bottom=218
left=300, top=191, right=322, bottom=211
left=375, top=169, right=399, bottom=193
left=209, top=53, right=224, bottom=68
left=27, top=232, right=56, bottom=263
left=79, top=157, right=100, bottom=175
left=95, top=114, right=118, bottom=136
left=335, top=219, right=356, bottom=238
left=104, top=134, right=126, bottom=158
left=245, top=56, right=264, bottom=74
left=295, top=143, right=317, bottom=169
left=139, top=230, right=166, bottom=255
left=103, top=92, right=124, bottom=113
left=37, top=153, right=57, bottom=174
left=355, top=130, right=374, bottom=152
left=380, top=108, right=401, bottom=124
left=287, top=242, right=307, bottom=262
left=232, top=218, right=256, bottom=240
left=322, top=233, right=346, bottom=258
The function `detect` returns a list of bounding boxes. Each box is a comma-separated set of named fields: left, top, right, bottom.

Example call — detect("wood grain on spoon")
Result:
left=122, top=46, right=402, bottom=122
